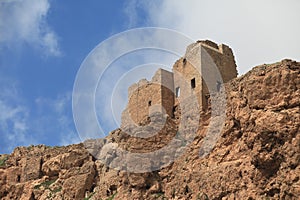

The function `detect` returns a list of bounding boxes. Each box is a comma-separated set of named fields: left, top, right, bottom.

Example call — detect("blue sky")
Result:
left=0, top=0, right=299, bottom=154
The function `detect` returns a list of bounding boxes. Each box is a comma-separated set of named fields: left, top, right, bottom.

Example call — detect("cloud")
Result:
left=123, top=0, right=149, bottom=28
left=0, top=78, right=33, bottom=153
left=126, top=0, right=300, bottom=74
left=73, top=28, right=191, bottom=139
left=86, top=1, right=299, bottom=137
left=0, top=75, right=79, bottom=153
left=123, top=0, right=139, bottom=28
left=35, top=93, right=80, bottom=146
left=0, top=100, right=28, bottom=137
left=0, top=0, right=60, bottom=56
left=54, top=94, right=81, bottom=146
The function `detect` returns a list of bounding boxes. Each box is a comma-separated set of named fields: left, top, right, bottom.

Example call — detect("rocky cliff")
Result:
left=0, top=59, right=299, bottom=200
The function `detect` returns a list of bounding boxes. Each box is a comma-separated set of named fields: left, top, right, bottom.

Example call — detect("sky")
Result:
left=0, top=0, right=299, bottom=154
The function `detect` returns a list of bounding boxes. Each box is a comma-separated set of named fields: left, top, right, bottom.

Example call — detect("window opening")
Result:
left=191, top=78, right=196, bottom=89
left=175, top=87, right=180, bottom=97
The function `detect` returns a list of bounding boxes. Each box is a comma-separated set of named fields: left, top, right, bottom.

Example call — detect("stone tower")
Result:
left=173, top=40, right=238, bottom=110
left=121, top=40, right=238, bottom=127
left=121, top=69, right=174, bottom=126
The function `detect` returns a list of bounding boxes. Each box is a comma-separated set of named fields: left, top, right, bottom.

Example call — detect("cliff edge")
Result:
left=0, top=59, right=299, bottom=200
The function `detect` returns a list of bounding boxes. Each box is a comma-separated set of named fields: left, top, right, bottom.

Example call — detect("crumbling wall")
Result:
left=122, top=69, right=174, bottom=126
left=175, top=40, right=238, bottom=110
left=121, top=40, right=238, bottom=126
left=173, top=57, right=202, bottom=108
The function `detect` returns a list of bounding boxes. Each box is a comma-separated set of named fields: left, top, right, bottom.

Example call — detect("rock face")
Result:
left=0, top=59, right=299, bottom=200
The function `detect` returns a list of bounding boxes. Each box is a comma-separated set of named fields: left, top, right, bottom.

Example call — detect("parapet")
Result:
left=186, top=40, right=234, bottom=57
left=123, top=68, right=175, bottom=126
left=197, top=40, right=219, bottom=49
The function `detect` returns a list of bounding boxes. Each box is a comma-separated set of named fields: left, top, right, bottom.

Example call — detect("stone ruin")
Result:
left=121, top=40, right=238, bottom=128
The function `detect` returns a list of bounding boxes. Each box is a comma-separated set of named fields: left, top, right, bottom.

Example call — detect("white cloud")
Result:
left=73, top=29, right=191, bottom=138
left=123, top=0, right=139, bottom=28
left=3, top=113, right=29, bottom=148
left=0, top=79, right=33, bottom=153
left=54, top=94, right=81, bottom=146
left=126, top=0, right=300, bottom=74
left=35, top=93, right=81, bottom=146
left=0, top=76, right=79, bottom=153
left=0, top=0, right=60, bottom=56
left=85, top=1, right=299, bottom=136
left=123, top=0, right=149, bottom=28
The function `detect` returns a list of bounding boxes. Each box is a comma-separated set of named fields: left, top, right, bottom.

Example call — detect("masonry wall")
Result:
left=200, top=42, right=238, bottom=109
left=124, top=69, right=174, bottom=125
left=201, top=43, right=237, bottom=85
left=121, top=40, right=238, bottom=127
left=127, top=82, right=161, bottom=124
left=153, top=69, right=175, bottom=119
left=174, top=40, right=238, bottom=110
left=173, top=58, right=202, bottom=109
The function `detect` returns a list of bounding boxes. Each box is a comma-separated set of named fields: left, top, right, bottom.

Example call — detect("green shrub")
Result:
left=27, top=144, right=34, bottom=150
left=171, top=188, right=176, bottom=198
left=197, top=192, right=209, bottom=200
left=153, top=192, right=166, bottom=199
left=106, top=192, right=117, bottom=200
left=51, top=186, right=62, bottom=193
left=84, top=192, right=95, bottom=200
left=0, top=156, right=8, bottom=167
left=34, top=179, right=57, bottom=190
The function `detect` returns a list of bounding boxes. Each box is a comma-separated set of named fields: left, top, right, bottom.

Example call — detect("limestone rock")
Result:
left=0, top=59, right=299, bottom=199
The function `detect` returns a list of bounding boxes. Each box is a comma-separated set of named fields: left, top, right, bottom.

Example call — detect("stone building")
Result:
left=121, top=40, right=238, bottom=127
left=124, top=69, right=175, bottom=125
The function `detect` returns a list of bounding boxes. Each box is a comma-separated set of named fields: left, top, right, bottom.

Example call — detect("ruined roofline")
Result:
left=127, top=40, right=236, bottom=100
left=127, top=78, right=149, bottom=99
left=186, top=40, right=231, bottom=56
left=127, top=68, right=172, bottom=98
